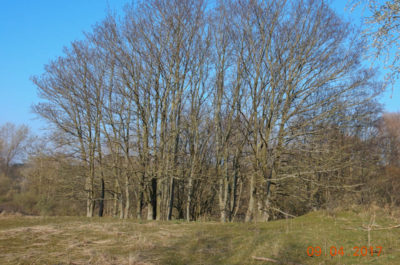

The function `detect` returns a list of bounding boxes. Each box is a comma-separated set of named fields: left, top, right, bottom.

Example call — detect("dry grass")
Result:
left=1, top=209, right=400, bottom=264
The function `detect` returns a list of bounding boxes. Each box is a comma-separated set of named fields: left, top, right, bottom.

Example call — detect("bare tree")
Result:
left=31, top=0, right=383, bottom=221
left=235, top=0, right=380, bottom=221
left=33, top=41, right=106, bottom=217
left=0, top=123, right=31, bottom=175
left=350, top=0, right=400, bottom=83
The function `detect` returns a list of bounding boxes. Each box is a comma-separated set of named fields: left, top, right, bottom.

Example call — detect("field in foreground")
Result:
left=1, top=209, right=400, bottom=265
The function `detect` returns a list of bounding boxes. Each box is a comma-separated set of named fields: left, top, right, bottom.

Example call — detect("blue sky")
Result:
left=0, top=0, right=127, bottom=133
left=0, top=0, right=399, bottom=134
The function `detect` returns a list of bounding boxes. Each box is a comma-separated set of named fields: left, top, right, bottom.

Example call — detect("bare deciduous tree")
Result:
left=0, top=123, right=31, bottom=175
left=31, top=0, right=382, bottom=221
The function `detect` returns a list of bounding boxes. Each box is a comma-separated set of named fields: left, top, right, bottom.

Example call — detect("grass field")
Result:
left=1, top=208, right=399, bottom=264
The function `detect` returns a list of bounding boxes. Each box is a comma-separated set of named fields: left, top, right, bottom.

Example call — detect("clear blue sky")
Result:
left=0, top=0, right=127, bottom=133
left=0, top=0, right=399, bottom=134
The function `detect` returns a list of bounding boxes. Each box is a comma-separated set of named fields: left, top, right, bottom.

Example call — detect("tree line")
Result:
left=1, top=0, right=398, bottom=222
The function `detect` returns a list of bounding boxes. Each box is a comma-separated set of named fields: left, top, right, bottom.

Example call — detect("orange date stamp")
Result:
left=307, top=246, right=383, bottom=257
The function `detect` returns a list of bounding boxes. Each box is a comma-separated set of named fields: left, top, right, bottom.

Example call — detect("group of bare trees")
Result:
left=30, top=0, right=384, bottom=221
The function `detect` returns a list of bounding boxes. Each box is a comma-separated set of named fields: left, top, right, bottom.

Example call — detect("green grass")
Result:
left=1, top=208, right=400, bottom=264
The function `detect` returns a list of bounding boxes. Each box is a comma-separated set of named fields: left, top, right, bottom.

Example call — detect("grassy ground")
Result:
left=1, top=208, right=399, bottom=265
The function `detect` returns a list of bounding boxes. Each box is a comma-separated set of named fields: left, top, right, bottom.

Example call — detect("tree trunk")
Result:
left=156, top=179, right=163, bottom=220
left=186, top=176, right=193, bottom=221
left=219, top=177, right=227, bottom=222
left=113, top=179, right=120, bottom=217
left=86, top=176, right=94, bottom=217
left=136, top=188, right=143, bottom=219
left=119, top=197, right=124, bottom=219
left=151, top=178, right=157, bottom=219
left=167, top=177, right=175, bottom=220
left=98, top=177, right=105, bottom=217
left=245, top=174, right=256, bottom=222
left=147, top=202, right=154, bottom=220
left=124, top=174, right=130, bottom=219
